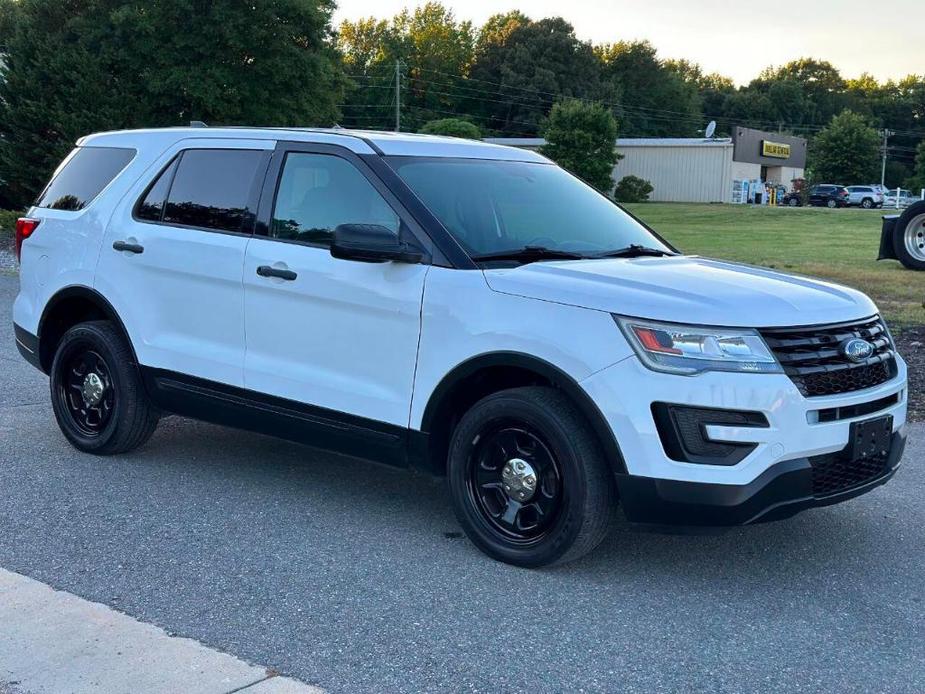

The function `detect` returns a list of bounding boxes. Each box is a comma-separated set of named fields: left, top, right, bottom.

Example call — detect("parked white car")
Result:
left=884, top=188, right=919, bottom=209
left=13, top=128, right=908, bottom=566
left=845, top=185, right=883, bottom=208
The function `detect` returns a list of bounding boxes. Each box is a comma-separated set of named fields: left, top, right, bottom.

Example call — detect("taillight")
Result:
left=14, top=218, right=40, bottom=262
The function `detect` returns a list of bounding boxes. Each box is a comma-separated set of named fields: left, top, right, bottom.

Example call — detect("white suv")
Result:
left=12, top=128, right=908, bottom=567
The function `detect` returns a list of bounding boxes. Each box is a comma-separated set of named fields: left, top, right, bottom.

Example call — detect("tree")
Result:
left=809, top=110, right=880, bottom=184
left=758, top=58, right=848, bottom=126
left=419, top=118, right=481, bottom=139
left=0, top=0, right=345, bottom=208
left=468, top=15, right=606, bottom=136
left=540, top=100, right=619, bottom=193
left=905, top=141, right=925, bottom=192
left=338, top=3, right=475, bottom=131
left=597, top=41, right=701, bottom=137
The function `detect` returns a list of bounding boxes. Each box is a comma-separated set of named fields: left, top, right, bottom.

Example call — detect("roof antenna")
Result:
left=189, top=120, right=208, bottom=128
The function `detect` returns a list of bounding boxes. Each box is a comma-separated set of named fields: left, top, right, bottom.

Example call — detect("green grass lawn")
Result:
left=625, top=203, right=924, bottom=329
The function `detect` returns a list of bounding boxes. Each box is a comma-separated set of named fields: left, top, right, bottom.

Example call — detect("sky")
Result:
left=333, top=0, right=924, bottom=86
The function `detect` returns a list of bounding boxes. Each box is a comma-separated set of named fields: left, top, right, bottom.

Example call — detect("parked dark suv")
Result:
left=809, top=184, right=850, bottom=208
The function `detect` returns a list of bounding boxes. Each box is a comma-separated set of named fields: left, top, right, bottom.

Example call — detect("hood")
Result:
left=483, top=256, right=878, bottom=328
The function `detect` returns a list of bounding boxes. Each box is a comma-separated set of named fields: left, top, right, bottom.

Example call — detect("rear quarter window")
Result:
left=35, top=146, right=136, bottom=211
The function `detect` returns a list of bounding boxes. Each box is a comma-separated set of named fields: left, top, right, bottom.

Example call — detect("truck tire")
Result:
left=892, top=200, right=925, bottom=270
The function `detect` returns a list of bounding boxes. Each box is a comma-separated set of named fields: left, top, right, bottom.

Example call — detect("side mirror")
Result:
left=330, top=224, right=424, bottom=264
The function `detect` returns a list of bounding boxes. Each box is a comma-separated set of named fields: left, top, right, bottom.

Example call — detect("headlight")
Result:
left=614, top=316, right=782, bottom=375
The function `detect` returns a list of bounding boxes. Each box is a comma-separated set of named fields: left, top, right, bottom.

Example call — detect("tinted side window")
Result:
left=271, top=153, right=399, bottom=246
left=164, top=149, right=264, bottom=232
left=135, top=158, right=179, bottom=222
left=36, top=146, right=135, bottom=211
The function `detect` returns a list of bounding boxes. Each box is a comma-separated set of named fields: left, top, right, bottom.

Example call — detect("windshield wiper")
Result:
left=470, top=245, right=587, bottom=265
left=595, top=244, right=675, bottom=259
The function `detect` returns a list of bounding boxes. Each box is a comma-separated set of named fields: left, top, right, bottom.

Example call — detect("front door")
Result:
left=243, top=144, right=429, bottom=430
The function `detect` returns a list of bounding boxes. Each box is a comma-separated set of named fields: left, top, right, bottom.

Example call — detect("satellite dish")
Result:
left=705, top=120, right=717, bottom=139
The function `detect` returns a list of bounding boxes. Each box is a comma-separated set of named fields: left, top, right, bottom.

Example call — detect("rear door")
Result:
left=96, top=139, right=273, bottom=387
left=243, top=143, right=430, bottom=429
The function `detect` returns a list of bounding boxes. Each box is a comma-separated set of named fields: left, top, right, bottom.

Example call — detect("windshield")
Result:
left=385, top=157, right=672, bottom=258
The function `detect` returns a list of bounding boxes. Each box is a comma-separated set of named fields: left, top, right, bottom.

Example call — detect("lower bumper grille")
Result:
left=809, top=450, right=889, bottom=498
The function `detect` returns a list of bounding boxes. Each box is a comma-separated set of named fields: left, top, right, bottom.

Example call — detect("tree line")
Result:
left=1, top=0, right=923, bottom=208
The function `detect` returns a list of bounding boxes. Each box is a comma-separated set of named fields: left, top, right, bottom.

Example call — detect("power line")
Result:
left=349, top=65, right=925, bottom=138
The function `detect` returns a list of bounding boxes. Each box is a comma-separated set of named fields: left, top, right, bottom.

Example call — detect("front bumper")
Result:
left=616, top=428, right=905, bottom=526
left=581, top=352, right=908, bottom=524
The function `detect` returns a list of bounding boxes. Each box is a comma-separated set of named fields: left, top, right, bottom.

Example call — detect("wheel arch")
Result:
left=417, top=352, right=626, bottom=476
left=37, top=285, right=137, bottom=373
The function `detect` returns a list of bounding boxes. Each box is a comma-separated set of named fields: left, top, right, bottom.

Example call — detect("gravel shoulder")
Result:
left=896, top=326, right=924, bottom=421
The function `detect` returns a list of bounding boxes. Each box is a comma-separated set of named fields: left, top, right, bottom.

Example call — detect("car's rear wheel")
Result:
left=861, top=198, right=873, bottom=209
left=892, top=204, right=925, bottom=270
left=827, top=199, right=837, bottom=208
left=447, top=386, right=615, bottom=567
left=788, top=197, right=798, bottom=207
left=50, top=321, right=159, bottom=454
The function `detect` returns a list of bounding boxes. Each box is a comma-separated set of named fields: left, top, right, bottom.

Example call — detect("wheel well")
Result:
left=419, top=357, right=624, bottom=477
left=38, top=289, right=131, bottom=373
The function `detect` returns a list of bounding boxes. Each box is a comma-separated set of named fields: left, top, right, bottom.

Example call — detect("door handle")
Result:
left=113, top=240, right=144, bottom=254
left=256, top=265, right=297, bottom=281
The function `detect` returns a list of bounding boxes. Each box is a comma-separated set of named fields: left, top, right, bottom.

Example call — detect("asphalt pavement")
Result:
left=1, top=273, right=923, bottom=693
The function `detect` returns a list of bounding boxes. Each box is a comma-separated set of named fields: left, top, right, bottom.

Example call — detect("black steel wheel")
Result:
left=50, top=321, right=159, bottom=455
left=58, top=347, right=115, bottom=437
left=467, top=423, right=563, bottom=545
left=448, top=386, right=615, bottom=567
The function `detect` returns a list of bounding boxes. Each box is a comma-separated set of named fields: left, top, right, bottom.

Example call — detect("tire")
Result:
left=892, top=200, right=925, bottom=270
left=827, top=198, right=837, bottom=208
left=50, top=320, right=159, bottom=454
left=788, top=198, right=798, bottom=207
left=447, top=386, right=615, bottom=567
left=861, top=198, right=873, bottom=209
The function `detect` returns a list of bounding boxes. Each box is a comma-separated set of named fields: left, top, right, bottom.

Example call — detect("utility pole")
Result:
left=394, top=60, right=401, bottom=133
left=879, top=129, right=894, bottom=189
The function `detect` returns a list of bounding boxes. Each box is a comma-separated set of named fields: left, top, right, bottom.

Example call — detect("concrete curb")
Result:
left=0, top=569, right=322, bottom=694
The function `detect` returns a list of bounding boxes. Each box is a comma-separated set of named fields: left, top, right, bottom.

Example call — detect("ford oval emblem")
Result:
left=841, top=338, right=874, bottom=363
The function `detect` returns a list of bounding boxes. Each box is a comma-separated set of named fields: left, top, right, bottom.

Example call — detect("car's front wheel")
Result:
left=447, top=386, right=615, bottom=567
left=50, top=321, right=159, bottom=454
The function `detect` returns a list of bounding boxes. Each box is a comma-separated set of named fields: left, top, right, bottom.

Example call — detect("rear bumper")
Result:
left=13, top=323, right=42, bottom=372
left=616, top=428, right=905, bottom=527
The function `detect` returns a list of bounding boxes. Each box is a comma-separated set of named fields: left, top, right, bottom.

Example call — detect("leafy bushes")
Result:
left=419, top=118, right=482, bottom=139
left=614, top=175, right=653, bottom=202
left=0, top=209, right=21, bottom=240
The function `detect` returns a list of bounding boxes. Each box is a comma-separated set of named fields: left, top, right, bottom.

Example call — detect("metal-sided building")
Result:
left=485, top=127, right=807, bottom=204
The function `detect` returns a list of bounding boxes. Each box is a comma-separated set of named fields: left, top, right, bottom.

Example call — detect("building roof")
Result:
left=483, top=137, right=733, bottom=147
left=79, top=127, right=549, bottom=163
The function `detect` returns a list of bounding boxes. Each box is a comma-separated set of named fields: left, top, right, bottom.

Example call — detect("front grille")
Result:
left=760, top=316, right=896, bottom=397
left=809, top=449, right=889, bottom=497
